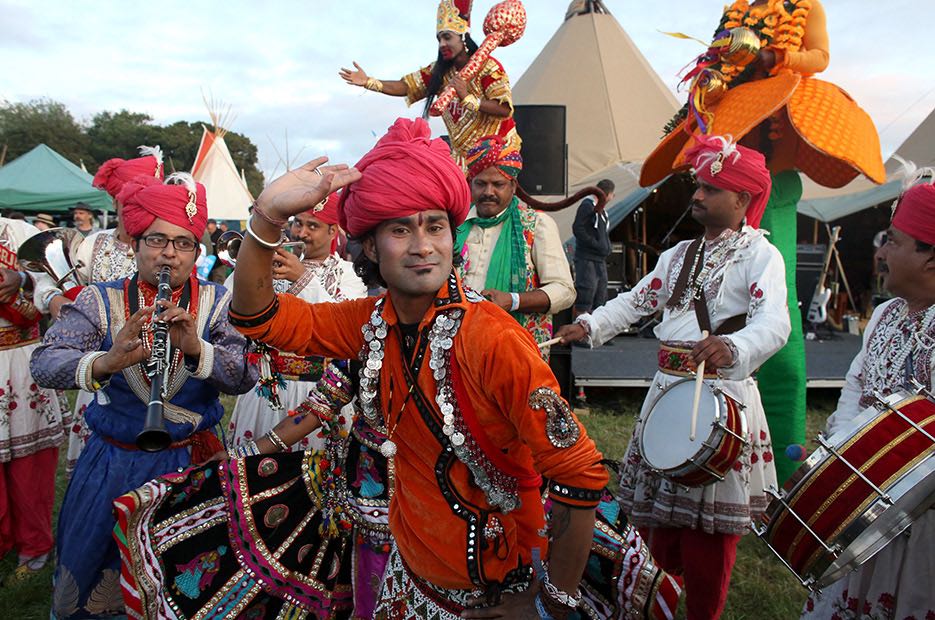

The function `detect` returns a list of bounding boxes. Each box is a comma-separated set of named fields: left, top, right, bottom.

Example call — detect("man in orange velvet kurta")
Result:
left=229, top=117, right=608, bottom=620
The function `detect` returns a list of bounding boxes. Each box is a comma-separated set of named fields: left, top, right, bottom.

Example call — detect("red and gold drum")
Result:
left=755, top=388, right=935, bottom=589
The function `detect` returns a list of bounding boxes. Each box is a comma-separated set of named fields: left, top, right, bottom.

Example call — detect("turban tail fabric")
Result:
left=339, top=118, right=471, bottom=237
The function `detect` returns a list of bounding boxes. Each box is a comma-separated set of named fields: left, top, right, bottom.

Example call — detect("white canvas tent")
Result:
left=512, top=0, right=679, bottom=242
left=191, top=107, right=254, bottom=222
left=797, top=107, right=935, bottom=222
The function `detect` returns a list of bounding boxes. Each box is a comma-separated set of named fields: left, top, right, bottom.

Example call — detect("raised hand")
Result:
left=255, top=156, right=361, bottom=222
left=339, top=61, right=369, bottom=87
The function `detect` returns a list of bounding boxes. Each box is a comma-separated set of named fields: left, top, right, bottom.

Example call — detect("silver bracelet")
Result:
left=245, top=216, right=285, bottom=250
left=265, top=429, right=290, bottom=452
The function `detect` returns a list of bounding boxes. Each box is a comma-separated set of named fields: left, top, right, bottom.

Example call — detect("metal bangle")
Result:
left=245, top=216, right=285, bottom=250
left=365, top=77, right=384, bottom=93
left=266, top=429, right=290, bottom=452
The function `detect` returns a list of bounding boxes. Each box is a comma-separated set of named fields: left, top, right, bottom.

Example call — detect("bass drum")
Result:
left=755, top=388, right=935, bottom=589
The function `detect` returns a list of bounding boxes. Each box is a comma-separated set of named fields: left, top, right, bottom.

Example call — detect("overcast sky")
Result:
left=2, top=0, right=933, bottom=181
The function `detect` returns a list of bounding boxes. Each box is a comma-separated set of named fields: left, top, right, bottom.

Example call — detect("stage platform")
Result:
left=571, top=333, right=861, bottom=389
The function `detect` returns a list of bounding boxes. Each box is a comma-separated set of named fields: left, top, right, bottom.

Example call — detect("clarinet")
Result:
left=136, top=265, right=173, bottom=451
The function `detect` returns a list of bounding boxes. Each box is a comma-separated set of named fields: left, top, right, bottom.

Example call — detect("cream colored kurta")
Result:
left=461, top=205, right=575, bottom=315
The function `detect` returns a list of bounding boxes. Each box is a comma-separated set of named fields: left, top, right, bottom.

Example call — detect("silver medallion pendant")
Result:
left=380, top=439, right=397, bottom=458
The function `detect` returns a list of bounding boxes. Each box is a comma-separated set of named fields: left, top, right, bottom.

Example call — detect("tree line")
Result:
left=0, top=99, right=264, bottom=196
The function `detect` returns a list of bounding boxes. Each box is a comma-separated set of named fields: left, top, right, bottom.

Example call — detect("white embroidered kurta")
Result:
left=580, top=226, right=790, bottom=534
left=228, top=255, right=365, bottom=451
left=30, top=229, right=138, bottom=474
left=0, top=219, right=69, bottom=463
left=802, top=298, right=935, bottom=620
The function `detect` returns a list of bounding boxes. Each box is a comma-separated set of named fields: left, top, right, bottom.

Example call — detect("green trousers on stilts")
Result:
left=756, top=170, right=806, bottom=485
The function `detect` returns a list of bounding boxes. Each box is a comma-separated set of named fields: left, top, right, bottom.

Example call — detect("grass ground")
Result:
left=0, top=389, right=841, bottom=619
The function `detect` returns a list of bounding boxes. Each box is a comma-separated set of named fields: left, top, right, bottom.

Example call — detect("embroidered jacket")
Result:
left=231, top=273, right=608, bottom=590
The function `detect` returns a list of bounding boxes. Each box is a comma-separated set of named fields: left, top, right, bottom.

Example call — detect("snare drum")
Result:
left=754, top=388, right=935, bottom=590
left=639, top=378, right=748, bottom=487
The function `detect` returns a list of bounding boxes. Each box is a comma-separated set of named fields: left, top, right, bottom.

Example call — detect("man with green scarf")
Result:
left=455, top=136, right=575, bottom=350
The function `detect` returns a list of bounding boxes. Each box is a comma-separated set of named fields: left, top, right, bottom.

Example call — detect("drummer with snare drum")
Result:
left=557, top=135, right=790, bottom=620
left=799, top=177, right=935, bottom=619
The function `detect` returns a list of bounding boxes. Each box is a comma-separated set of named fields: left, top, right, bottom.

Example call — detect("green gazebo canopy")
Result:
left=0, top=144, right=112, bottom=213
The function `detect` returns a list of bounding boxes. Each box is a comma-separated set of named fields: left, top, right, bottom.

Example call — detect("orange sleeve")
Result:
left=231, top=293, right=373, bottom=360
left=478, top=313, right=609, bottom=507
left=777, top=0, right=829, bottom=76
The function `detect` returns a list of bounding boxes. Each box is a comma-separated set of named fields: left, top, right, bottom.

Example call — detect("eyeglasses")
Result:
left=142, top=234, right=198, bottom=252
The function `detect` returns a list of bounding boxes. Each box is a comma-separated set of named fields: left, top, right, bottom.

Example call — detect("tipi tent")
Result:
left=797, top=106, right=935, bottom=221
left=0, top=144, right=111, bottom=213
left=191, top=107, right=254, bottom=222
left=512, top=0, right=679, bottom=241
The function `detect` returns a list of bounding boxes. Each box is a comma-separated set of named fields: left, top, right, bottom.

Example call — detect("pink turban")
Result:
left=118, top=175, right=208, bottom=240
left=93, top=146, right=165, bottom=199
left=339, top=117, right=471, bottom=237
left=892, top=182, right=935, bottom=246
left=686, top=135, right=772, bottom=228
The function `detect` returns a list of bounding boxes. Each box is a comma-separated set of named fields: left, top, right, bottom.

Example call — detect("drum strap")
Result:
left=668, top=236, right=746, bottom=336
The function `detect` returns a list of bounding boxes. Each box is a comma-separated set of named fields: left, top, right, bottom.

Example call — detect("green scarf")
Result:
left=456, top=196, right=528, bottom=300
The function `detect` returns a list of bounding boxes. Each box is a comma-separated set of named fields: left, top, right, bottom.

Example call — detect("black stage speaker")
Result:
left=513, top=105, right=567, bottom=195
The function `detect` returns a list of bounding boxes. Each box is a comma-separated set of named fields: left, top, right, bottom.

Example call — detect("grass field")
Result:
left=0, top=389, right=841, bottom=619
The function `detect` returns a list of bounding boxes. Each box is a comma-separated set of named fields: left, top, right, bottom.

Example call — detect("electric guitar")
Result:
left=807, top=226, right=841, bottom=324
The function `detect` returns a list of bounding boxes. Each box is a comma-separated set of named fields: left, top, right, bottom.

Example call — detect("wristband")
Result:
left=250, top=200, right=288, bottom=228
left=510, top=292, right=520, bottom=312
left=365, top=77, right=385, bottom=93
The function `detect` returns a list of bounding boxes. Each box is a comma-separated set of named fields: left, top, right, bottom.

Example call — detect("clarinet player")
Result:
left=30, top=173, right=256, bottom=620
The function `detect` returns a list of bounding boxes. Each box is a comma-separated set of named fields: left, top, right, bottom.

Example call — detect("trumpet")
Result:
left=214, top=230, right=243, bottom=268
left=136, top=265, right=173, bottom=452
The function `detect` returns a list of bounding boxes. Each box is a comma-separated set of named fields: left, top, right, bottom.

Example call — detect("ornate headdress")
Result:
left=437, top=0, right=472, bottom=35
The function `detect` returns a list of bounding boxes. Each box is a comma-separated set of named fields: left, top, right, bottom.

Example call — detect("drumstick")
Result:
left=538, top=337, right=562, bottom=349
left=689, top=329, right=710, bottom=441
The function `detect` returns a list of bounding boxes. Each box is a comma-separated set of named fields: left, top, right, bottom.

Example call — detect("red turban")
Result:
left=339, top=117, right=470, bottom=237
left=686, top=135, right=772, bottom=228
left=306, top=192, right=340, bottom=225
left=93, top=146, right=165, bottom=199
left=892, top=182, right=935, bottom=246
left=118, top=174, right=208, bottom=240
left=465, top=135, right=523, bottom=181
